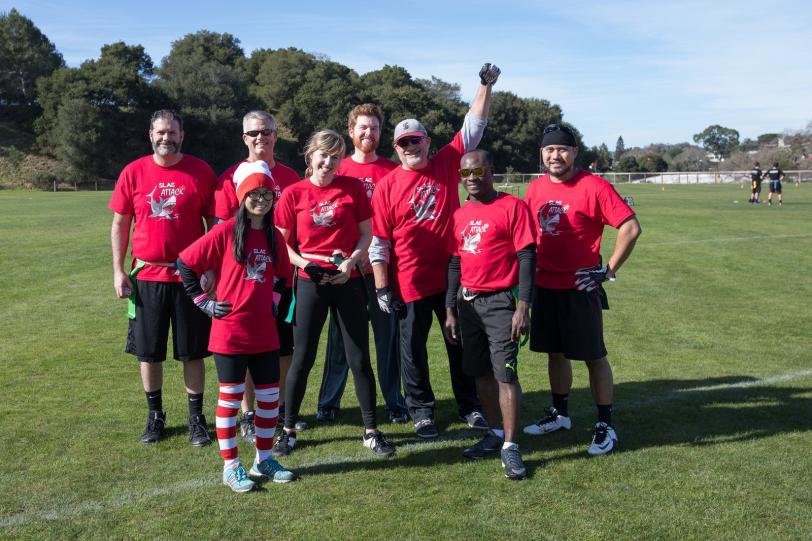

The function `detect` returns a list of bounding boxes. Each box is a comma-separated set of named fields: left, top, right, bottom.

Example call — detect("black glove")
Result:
left=376, top=286, right=405, bottom=315
left=574, top=265, right=615, bottom=292
left=193, top=294, right=232, bottom=318
left=479, top=63, right=501, bottom=86
left=303, top=263, right=327, bottom=283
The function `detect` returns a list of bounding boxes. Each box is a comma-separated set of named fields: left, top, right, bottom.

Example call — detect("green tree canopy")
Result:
left=693, top=124, right=740, bottom=161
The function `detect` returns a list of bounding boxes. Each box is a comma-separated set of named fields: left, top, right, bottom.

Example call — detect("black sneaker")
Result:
left=272, top=430, right=296, bottom=457
left=188, top=414, right=212, bottom=447
left=388, top=409, right=409, bottom=423
left=414, top=418, right=439, bottom=439
left=141, top=411, right=166, bottom=444
left=239, top=411, right=256, bottom=444
left=363, top=431, right=396, bottom=457
left=316, top=407, right=338, bottom=422
left=463, top=430, right=504, bottom=459
left=501, top=444, right=527, bottom=480
left=460, top=411, right=489, bottom=431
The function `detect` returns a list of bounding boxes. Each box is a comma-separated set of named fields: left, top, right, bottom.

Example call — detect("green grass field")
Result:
left=1, top=184, right=810, bottom=540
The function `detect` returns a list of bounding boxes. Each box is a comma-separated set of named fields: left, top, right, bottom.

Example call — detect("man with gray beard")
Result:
left=110, top=109, right=217, bottom=446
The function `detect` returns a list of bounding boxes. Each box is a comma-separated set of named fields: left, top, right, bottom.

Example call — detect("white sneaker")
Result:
left=523, top=407, right=572, bottom=435
left=587, top=422, right=618, bottom=456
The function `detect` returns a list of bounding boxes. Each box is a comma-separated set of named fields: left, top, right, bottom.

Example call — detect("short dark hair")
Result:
left=464, top=149, right=494, bottom=167
left=150, top=109, right=183, bottom=131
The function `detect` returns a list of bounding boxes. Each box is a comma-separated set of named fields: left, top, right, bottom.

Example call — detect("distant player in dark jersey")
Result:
left=444, top=150, right=536, bottom=480
left=766, top=162, right=784, bottom=206
left=749, top=162, right=762, bottom=204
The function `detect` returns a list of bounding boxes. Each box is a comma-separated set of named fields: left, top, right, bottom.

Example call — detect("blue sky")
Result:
left=7, top=0, right=810, bottom=148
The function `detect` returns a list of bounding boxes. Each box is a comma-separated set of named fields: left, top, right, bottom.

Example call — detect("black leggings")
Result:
left=214, top=351, right=280, bottom=386
left=285, top=277, right=377, bottom=429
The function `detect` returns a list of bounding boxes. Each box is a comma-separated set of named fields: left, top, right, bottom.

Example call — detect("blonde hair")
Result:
left=304, top=129, right=346, bottom=177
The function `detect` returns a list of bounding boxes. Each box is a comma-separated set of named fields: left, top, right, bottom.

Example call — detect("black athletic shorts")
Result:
left=769, top=181, right=782, bottom=194
left=276, top=286, right=294, bottom=357
left=458, top=289, right=519, bottom=383
left=213, top=351, right=280, bottom=386
left=529, top=286, right=607, bottom=361
left=125, top=280, right=211, bottom=362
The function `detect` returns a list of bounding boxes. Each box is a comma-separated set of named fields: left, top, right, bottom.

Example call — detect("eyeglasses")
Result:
left=244, top=129, right=274, bottom=137
left=459, top=166, right=489, bottom=177
left=247, top=190, right=274, bottom=202
left=396, top=136, right=426, bottom=149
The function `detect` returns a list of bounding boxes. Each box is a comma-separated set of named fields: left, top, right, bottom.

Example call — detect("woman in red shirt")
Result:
left=274, top=129, right=396, bottom=459
left=177, top=161, right=295, bottom=493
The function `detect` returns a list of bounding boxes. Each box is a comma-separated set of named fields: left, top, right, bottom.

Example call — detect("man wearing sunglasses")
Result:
left=444, top=149, right=535, bottom=480
left=210, top=110, right=303, bottom=443
left=316, top=103, right=409, bottom=425
left=369, top=63, right=500, bottom=439
left=523, top=123, right=642, bottom=456
left=110, top=109, right=217, bottom=446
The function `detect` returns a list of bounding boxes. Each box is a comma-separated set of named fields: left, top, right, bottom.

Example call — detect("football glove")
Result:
left=479, top=63, right=501, bottom=86
left=193, top=294, right=232, bottom=318
left=303, top=263, right=328, bottom=283
left=574, top=265, right=615, bottom=292
left=376, top=286, right=405, bottom=314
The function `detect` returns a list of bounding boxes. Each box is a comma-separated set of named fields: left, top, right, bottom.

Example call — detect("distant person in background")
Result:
left=110, top=109, right=215, bottom=447
left=749, top=162, right=763, bottom=204
left=316, top=104, right=408, bottom=425
left=766, top=162, right=784, bottom=206
left=178, top=161, right=295, bottom=492
left=210, top=110, right=303, bottom=442
left=523, top=123, right=641, bottom=456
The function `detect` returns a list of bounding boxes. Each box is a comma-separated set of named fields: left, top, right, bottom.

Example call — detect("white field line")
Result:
left=639, top=233, right=812, bottom=246
left=2, top=368, right=812, bottom=529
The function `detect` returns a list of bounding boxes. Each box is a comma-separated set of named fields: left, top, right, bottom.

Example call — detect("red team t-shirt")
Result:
left=450, top=193, right=535, bottom=292
left=524, top=170, right=635, bottom=289
left=109, top=155, right=216, bottom=282
left=179, top=220, right=292, bottom=355
left=371, top=132, right=466, bottom=303
left=210, top=160, right=300, bottom=221
left=335, top=156, right=398, bottom=201
left=275, top=176, right=373, bottom=279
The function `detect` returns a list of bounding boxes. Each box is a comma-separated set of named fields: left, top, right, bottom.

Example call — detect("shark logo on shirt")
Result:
left=147, top=184, right=183, bottom=219
left=359, top=177, right=375, bottom=200
left=409, top=181, right=440, bottom=222
left=538, top=200, right=569, bottom=236
left=245, top=249, right=270, bottom=282
left=311, top=200, right=337, bottom=227
left=460, top=220, right=490, bottom=255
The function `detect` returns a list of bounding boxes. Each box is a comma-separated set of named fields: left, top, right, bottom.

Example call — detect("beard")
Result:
left=152, top=141, right=179, bottom=156
left=353, top=134, right=378, bottom=154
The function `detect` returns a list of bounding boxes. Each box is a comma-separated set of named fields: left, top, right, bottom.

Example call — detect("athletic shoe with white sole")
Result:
left=463, top=430, right=504, bottom=459
left=587, top=422, right=618, bottom=456
left=460, top=411, right=489, bottom=431
left=501, top=444, right=527, bottom=480
left=414, top=418, right=439, bottom=439
left=363, top=431, right=396, bottom=457
left=223, top=463, right=255, bottom=493
left=523, top=407, right=572, bottom=436
left=249, top=458, right=296, bottom=483
left=272, top=431, right=296, bottom=457
left=239, top=411, right=256, bottom=444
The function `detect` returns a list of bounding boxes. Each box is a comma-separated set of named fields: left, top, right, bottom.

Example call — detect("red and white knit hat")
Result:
left=234, top=160, right=275, bottom=202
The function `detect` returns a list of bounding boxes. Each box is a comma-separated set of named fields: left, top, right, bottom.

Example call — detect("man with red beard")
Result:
left=210, top=110, right=302, bottom=442
left=523, top=123, right=641, bottom=456
left=370, top=63, right=500, bottom=439
left=316, top=104, right=408, bottom=424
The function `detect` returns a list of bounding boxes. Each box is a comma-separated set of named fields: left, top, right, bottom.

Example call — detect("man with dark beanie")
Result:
left=522, top=123, right=641, bottom=456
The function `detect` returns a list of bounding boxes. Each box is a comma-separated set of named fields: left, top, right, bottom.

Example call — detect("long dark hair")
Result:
left=233, top=202, right=277, bottom=264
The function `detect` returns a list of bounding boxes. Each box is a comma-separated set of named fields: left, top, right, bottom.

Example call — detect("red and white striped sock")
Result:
left=216, top=382, right=244, bottom=465
left=254, top=383, right=280, bottom=463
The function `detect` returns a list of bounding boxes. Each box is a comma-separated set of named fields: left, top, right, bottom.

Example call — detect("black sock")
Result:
left=552, top=393, right=569, bottom=416
left=188, top=392, right=204, bottom=417
left=146, top=389, right=162, bottom=413
left=597, top=404, right=613, bottom=425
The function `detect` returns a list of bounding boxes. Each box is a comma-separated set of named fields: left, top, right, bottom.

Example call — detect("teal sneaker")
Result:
left=249, top=458, right=296, bottom=483
left=223, top=464, right=255, bottom=493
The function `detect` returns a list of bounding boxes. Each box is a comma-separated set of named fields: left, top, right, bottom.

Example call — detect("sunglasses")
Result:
left=244, top=128, right=274, bottom=137
left=247, top=190, right=274, bottom=202
left=396, top=136, right=426, bottom=149
left=459, top=166, right=489, bottom=177
left=543, top=123, right=574, bottom=136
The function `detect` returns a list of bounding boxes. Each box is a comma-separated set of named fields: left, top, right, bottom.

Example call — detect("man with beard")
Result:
left=316, top=104, right=408, bottom=424
left=522, top=123, right=641, bottom=456
left=370, top=63, right=500, bottom=439
left=110, top=109, right=216, bottom=446
left=210, top=110, right=303, bottom=442
left=444, top=150, right=535, bottom=480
